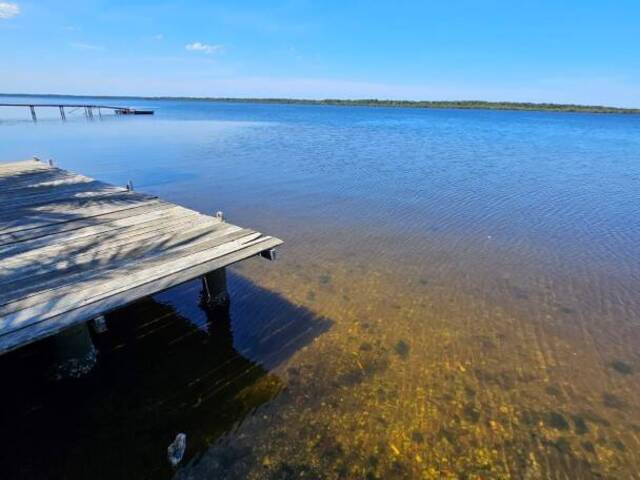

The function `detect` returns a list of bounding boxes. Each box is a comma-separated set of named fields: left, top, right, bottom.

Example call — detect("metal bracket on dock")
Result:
left=260, top=248, right=277, bottom=261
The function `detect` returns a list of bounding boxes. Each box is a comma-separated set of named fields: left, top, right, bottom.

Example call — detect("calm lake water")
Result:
left=1, top=96, right=639, bottom=479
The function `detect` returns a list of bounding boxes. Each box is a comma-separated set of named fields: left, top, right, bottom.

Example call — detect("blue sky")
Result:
left=1, top=1, right=639, bottom=106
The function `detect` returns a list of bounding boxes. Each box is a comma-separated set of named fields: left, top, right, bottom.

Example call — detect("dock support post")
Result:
left=260, top=248, right=277, bottom=261
left=59, top=106, right=66, bottom=121
left=50, top=323, right=97, bottom=379
left=29, top=105, right=37, bottom=122
left=200, top=268, right=230, bottom=310
left=90, top=315, right=108, bottom=334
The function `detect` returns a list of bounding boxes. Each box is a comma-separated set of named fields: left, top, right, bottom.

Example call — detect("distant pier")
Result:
left=0, top=159, right=281, bottom=359
left=0, top=103, right=154, bottom=122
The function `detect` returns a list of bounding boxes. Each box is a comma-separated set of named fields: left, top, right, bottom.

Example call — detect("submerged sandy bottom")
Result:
left=170, top=233, right=640, bottom=480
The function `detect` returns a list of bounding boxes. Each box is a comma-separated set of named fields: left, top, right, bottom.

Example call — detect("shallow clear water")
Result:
left=1, top=96, right=639, bottom=479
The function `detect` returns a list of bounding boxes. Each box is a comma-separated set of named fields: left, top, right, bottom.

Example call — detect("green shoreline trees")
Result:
left=198, top=98, right=640, bottom=114
left=2, top=94, right=639, bottom=114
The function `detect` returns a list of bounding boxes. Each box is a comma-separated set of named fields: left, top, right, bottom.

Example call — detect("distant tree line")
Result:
left=2, top=93, right=639, bottom=114
left=199, top=98, right=640, bottom=114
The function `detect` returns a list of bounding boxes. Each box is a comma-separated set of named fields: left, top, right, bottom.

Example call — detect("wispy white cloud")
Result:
left=70, top=42, right=105, bottom=51
left=185, top=42, right=223, bottom=54
left=0, top=2, right=19, bottom=19
left=153, top=33, right=163, bottom=40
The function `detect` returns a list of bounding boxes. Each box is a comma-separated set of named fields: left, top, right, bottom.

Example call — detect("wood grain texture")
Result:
left=0, top=159, right=282, bottom=354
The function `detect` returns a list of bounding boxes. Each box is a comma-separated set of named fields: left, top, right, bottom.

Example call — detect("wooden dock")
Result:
left=0, top=103, right=154, bottom=121
left=0, top=159, right=282, bottom=355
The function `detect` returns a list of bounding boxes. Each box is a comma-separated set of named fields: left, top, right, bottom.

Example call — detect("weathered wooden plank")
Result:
left=0, top=232, right=270, bottom=323
left=0, top=159, right=48, bottom=173
left=0, top=163, right=54, bottom=174
left=0, top=210, right=201, bottom=259
left=0, top=237, right=282, bottom=353
left=0, top=181, right=126, bottom=210
left=0, top=169, right=79, bottom=192
left=0, top=159, right=283, bottom=354
left=0, top=200, right=173, bottom=245
left=0, top=193, right=157, bottom=232
left=0, top=205, right=203, bottom=256
left=0, top=166, right=89, bottom=190
left=2, top=235, right=279, bottom=337
left=0, top=228, right=258, bottom=312
left=0, top=221, right=235, bottom=284
left=0, top=223, right=244, bottom=298
left=2, top=217, right=212, bottom=267
left=0, top=200, right=168, bottom=240
left=0, top=170, right=91, bottom=196
left=0, top=174, right=93, bottom=198
left=0, top=188, right=129, bottom=215
left=0, top=213, right=217, bottom=271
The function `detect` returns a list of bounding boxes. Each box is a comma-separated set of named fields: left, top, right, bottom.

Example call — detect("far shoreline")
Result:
left=1, top=93, right=639, bottom=115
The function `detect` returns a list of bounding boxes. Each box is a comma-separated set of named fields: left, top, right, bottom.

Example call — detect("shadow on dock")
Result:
left=0, top=274, right=332, bottom=480
left=0, top=161, right=282, bottom=353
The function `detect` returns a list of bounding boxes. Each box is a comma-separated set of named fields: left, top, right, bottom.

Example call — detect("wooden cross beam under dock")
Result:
left=0, top=159, right=282, bottom=355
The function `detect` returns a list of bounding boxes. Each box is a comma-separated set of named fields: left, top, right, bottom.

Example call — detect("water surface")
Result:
left=1, top=96, right=639, bottom=478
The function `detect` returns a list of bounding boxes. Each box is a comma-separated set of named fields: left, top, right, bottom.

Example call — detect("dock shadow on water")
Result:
left=0, top=273, right=332, bottom=480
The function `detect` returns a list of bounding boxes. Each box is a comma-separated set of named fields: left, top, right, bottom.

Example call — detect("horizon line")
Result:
left=1, top=92, right=639, bottom=114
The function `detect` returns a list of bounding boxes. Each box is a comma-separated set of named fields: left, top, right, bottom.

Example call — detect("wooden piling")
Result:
left=201, top=268, right=230, bottom=309
left=0, top=103, right=154, bottom=121
left=51, top=323, right=97, bottom=379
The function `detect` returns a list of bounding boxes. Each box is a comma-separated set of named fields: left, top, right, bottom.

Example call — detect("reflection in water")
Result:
left=0, top=274, right=332, bottom=480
